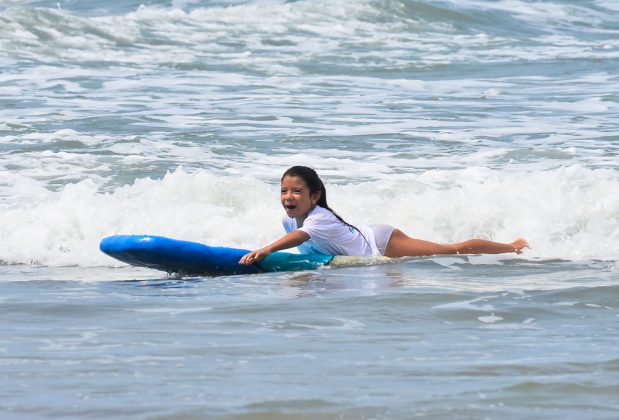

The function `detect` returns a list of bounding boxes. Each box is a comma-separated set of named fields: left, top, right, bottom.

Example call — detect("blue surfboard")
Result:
left=100, top=235, right=334, bottom=276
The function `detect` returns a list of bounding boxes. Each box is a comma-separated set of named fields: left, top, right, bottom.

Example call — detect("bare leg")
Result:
left=384, top=229, right=528, bottom=258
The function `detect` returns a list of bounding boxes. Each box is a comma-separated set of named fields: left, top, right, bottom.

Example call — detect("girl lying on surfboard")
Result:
left=239, top=166, right=528, bottom=265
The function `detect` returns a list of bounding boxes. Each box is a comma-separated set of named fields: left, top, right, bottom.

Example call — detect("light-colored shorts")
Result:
left=368, top=224, right=394, bottom=256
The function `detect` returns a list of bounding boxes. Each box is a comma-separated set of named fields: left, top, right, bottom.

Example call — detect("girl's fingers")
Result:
left=240, top=252, right=258, bottom=265
left=240, top=250, right=270, bottom=265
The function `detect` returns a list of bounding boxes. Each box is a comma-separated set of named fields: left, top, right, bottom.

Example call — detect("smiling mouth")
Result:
left=285, top=204, right=296, bottom=210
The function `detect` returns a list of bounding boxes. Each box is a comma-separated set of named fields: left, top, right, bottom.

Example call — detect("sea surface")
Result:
left=1, top=0, right=618, bottom=418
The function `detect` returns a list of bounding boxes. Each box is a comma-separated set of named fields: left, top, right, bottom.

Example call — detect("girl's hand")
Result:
left=239, top=249, right=271, bottom=265
left=238, top=231, right=308, bottom=265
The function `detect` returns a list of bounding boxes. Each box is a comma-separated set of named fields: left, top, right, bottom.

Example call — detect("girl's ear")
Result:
left=310, top=191, right=320, bottom=205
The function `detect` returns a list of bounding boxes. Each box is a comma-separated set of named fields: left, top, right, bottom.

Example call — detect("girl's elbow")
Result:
left=294, top=231, right=310, bottom=243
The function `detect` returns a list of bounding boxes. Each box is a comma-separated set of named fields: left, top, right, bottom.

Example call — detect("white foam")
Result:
left=433, top=296, right=497, bottom=312
left=543, top=97, right=612, bottom=113
left=2, top=0, right=616, bottom=72
left=478, top=313, right=503, bottom=323
left=0, top=169, right=278, bottom=266
left=458, top=0, right=606, bottom=25
left=1, top=165, right=617, bottom=267
left=596, top=0, right=619, bottom=12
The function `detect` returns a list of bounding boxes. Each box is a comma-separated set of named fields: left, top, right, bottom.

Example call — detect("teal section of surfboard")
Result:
left=99, top=235, right=335, bottom=276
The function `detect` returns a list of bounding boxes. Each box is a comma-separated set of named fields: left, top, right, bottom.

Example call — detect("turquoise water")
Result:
left=1, top=0, right=618, bottom=418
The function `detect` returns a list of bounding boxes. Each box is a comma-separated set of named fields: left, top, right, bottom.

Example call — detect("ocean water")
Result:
left=1, top=0, right=618, bottom=418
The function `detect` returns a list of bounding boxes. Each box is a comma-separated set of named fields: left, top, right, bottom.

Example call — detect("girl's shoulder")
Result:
left=307, top=205, right=336, bottom=221
left=304, top=206, right=340, bottom=227
left=281, top=206, right=338, bottom=232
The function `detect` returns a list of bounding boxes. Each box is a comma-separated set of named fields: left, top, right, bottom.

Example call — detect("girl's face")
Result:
left=280, top=175, right=319, bottom=218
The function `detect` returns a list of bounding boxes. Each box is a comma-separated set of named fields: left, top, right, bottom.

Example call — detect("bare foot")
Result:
left=511, top=238, right=529, bottom=254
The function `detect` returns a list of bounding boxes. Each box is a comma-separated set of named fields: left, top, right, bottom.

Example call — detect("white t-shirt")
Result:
left=282, top=206, right=380, bottom=256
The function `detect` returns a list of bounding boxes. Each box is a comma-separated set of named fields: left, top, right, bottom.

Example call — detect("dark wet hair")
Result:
left=282, top=166, right=367, bottom=244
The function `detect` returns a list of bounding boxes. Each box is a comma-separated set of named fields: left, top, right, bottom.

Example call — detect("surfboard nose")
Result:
left=100, top=235, right=151, bottom=254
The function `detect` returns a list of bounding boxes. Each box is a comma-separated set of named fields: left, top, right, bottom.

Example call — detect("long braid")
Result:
left=315, top=176, right=355, bottom=230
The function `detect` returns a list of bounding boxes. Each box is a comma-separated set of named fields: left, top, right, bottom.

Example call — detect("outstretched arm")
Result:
left=239, top=230, right=310, bottom=265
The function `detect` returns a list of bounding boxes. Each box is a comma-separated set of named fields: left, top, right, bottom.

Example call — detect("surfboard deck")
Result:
left=100, top=235, right=335, bottom=276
